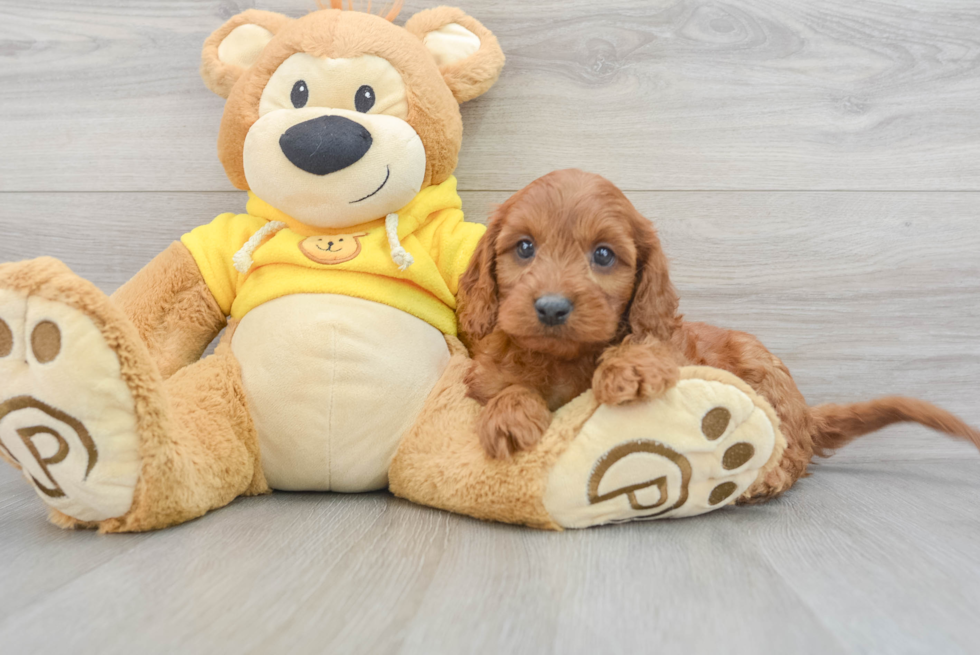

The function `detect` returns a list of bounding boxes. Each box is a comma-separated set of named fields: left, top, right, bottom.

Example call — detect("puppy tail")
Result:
left=810, top=396, right=980, bottom=457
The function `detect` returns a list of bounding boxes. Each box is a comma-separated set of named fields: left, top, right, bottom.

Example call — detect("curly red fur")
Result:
left=458, top=169, right=980, bottom=499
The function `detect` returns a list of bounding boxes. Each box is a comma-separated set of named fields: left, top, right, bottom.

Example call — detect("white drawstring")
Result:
left=233, top=215, right=413, bottom=273
left=232, top=221, right=287, bottom=273
left=385, top=213, right=414, bottom=271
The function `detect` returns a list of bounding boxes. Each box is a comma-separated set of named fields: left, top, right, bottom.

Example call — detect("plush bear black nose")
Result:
left=279, top=115, right=372, bottom=176
left=535, top=295, right=573, bottom=326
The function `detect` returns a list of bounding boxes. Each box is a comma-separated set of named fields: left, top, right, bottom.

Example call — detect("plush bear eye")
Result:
left=516, top=239, right=535, bottom=260
left=593, top=245, right=616, bottom=267
left=291, top=80, right=308, bottom=108
left=355, top=85, right=376, bottom=113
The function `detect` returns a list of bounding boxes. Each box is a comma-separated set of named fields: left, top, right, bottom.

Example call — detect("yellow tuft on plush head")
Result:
left=199, top=4, right=504, bottom=230
left=319, top=0, right=405, bottom=23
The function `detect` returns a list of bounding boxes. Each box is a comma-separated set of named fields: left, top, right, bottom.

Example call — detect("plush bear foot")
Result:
left=0, top=260, right=142, bottom=523
left=542, top=367, right=785, bottom=528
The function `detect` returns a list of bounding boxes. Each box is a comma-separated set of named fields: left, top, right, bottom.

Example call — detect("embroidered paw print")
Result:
left=0, top=286, right=141, bottom=522
left=543, top=374, right=781, bottom=528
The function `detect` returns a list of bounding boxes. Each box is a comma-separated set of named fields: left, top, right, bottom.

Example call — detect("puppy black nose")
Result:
left=279, top=115, right=372, bottom=176
left=535, top=295, right=573, bottom=326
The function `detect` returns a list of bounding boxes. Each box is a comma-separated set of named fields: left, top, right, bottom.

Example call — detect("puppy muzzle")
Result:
left=534, top=295, right=573, bottom=326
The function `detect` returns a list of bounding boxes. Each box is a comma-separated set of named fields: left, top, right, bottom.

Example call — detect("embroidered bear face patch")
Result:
left=299, top=232, right=369, bottom=265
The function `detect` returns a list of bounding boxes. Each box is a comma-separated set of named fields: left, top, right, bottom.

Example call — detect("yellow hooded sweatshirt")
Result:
left=180, top=177, right=484, bottom=335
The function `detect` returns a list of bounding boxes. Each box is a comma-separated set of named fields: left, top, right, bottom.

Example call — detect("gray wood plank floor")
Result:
left=1, top=1, right=978, bottom=653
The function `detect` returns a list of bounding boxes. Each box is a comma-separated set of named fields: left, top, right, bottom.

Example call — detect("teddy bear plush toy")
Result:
left=0, top=3, right=785, bottom=532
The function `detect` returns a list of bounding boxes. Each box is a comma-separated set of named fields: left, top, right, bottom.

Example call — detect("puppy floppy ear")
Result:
left=626, top=210, right=681, bottom=342
left=405, top=7, right=505, bottom=104
left=457, top=212, right=504, bottom=346
left=200, top=9, right=292, bottom=98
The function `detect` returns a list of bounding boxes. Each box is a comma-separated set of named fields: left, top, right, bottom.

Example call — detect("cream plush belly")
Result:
left=231, top=294, right=450, bottom=492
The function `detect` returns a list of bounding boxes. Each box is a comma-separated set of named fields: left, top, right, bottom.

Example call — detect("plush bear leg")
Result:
left=389, top=338, right=787, bottom=530
left=0, top=258, right=266, bottom=532
left=389, top=339, right=589, bottom=529
left=92, top=337, right=268, bottom=533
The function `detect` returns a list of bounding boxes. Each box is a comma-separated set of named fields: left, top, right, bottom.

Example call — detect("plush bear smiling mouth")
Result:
left=350, top=165, right=391, bottom=204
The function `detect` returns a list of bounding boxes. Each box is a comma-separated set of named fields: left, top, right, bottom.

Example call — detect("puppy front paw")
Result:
left=593, top=356, right=679, bottom=406
left=478, top=387, right=552, bottom=459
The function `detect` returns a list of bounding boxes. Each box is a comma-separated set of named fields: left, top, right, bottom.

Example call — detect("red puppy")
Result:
left=457, top=169, right=979, bottom=501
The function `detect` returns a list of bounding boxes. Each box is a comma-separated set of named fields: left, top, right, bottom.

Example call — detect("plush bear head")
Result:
left=200, top=2, right=504, bottom=229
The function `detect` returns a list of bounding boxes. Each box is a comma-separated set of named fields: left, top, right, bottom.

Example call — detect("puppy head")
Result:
left=458, top=169, right=680, bottom=356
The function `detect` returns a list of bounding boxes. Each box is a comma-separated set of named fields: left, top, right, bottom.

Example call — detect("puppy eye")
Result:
left=592, top=246, right=616, bottom=267
left=355, top=85, right=375, bottom=113
left=291, top=80, right=309, bottom=108
left=515, top=239, right=536, bottom=260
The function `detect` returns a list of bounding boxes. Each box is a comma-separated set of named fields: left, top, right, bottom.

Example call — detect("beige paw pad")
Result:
left=0, top=289, right=140, bottom=522
left=543, top=374, right=780, bottom=528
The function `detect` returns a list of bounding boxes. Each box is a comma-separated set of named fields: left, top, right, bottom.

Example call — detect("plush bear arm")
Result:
left=111, top=242, right=227, bottom=379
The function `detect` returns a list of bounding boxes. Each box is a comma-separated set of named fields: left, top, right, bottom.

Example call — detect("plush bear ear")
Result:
left=200, top=9, right=292, bottom=98
left=404, top=7, right=505, bottom=104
